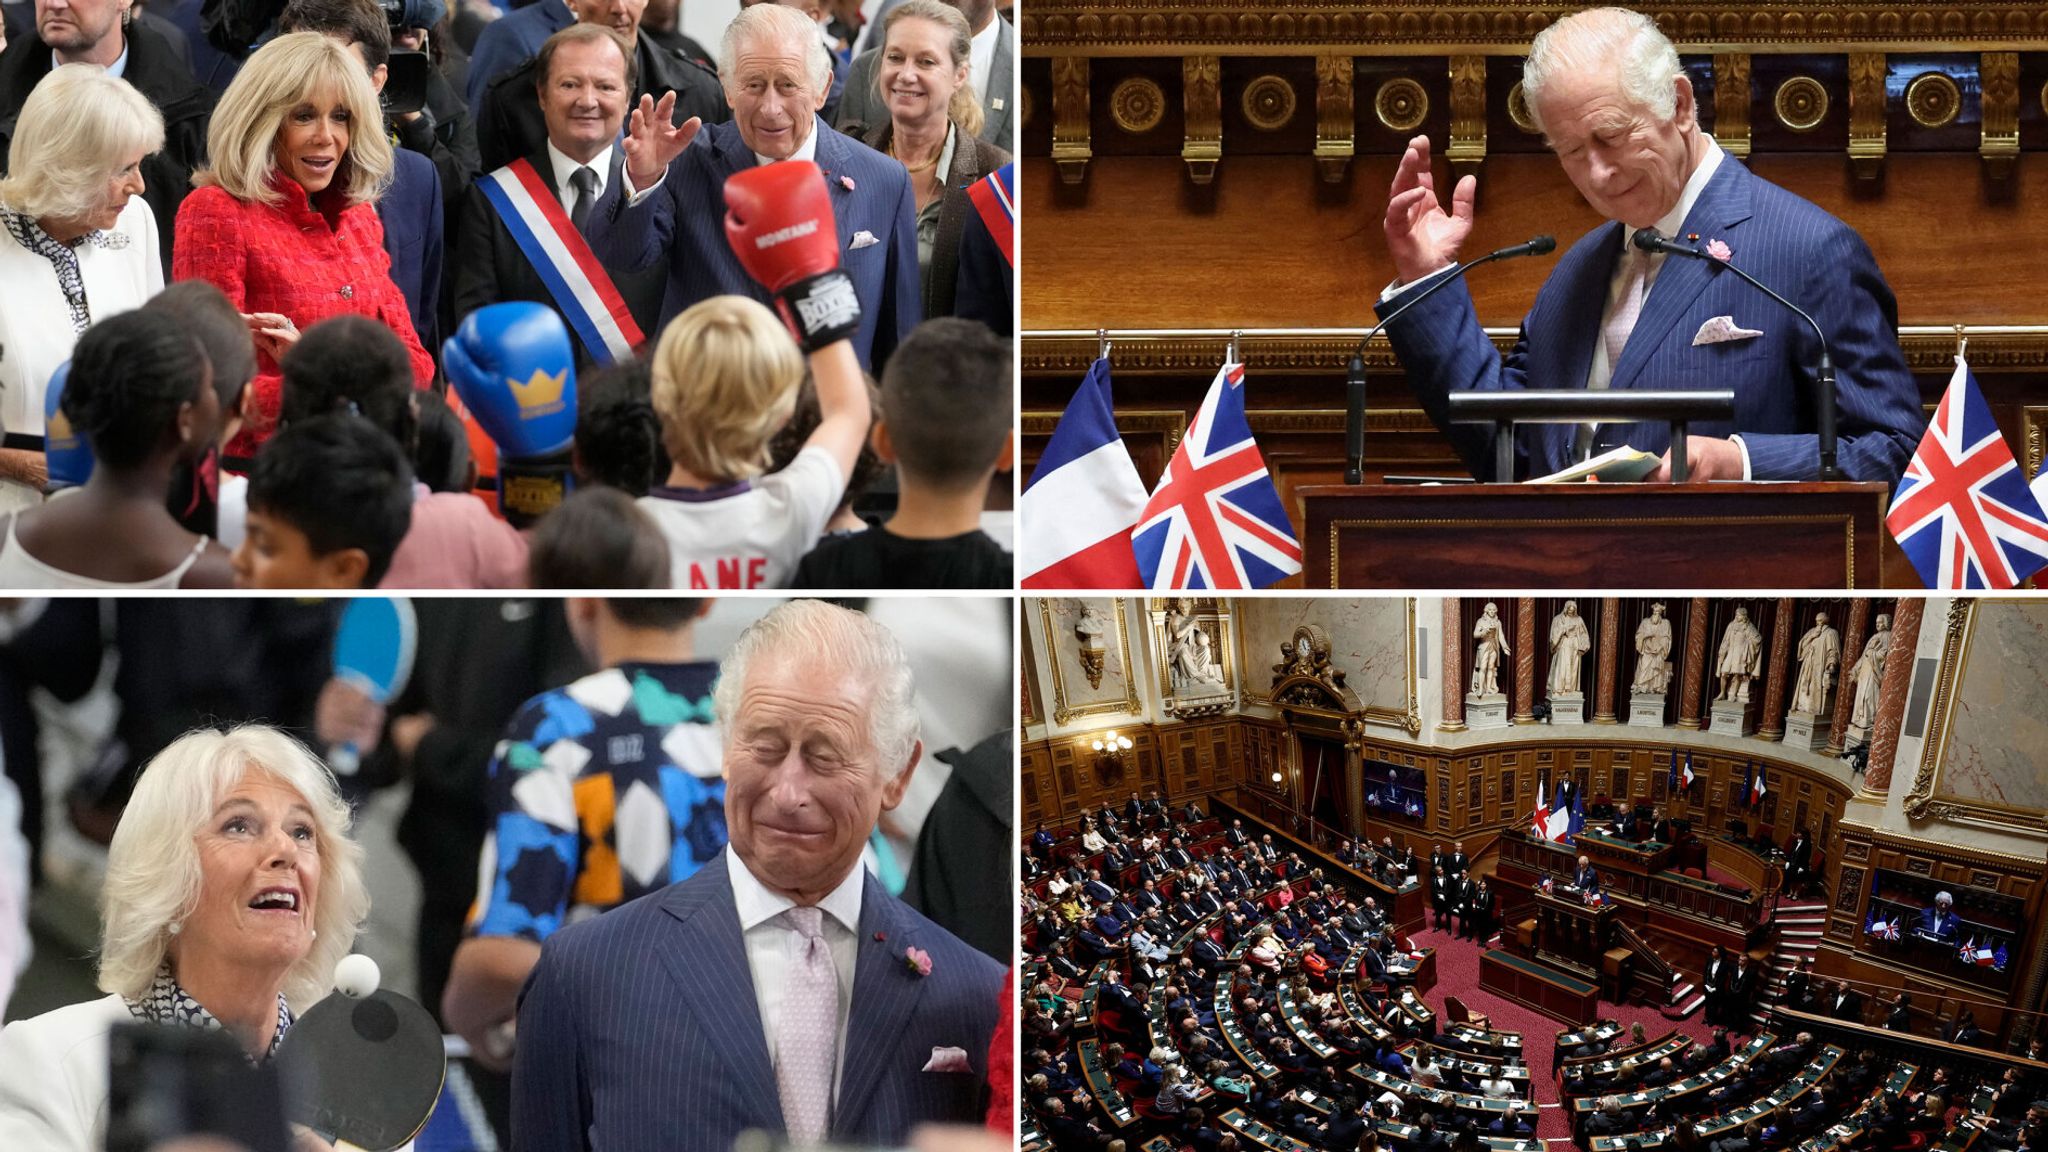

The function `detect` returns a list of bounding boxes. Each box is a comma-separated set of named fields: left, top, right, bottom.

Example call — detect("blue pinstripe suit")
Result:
left=512, top=850, right=1003, bottom=1152
left=1377, top=156, right=1924, bottom=483
left=588, top=117, right=922, bottom=370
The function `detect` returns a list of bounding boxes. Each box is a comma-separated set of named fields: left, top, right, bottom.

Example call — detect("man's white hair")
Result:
left=712, top=599, right=921, bottom=773
left=98, top=726, right=369, bottom=1012
left=718, top=3, right=834, bottom=97
left=1521, top=7, right=1682, bottom=137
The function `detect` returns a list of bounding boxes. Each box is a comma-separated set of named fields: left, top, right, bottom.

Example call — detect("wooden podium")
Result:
left=1299, top=482, right=1895, bottom=588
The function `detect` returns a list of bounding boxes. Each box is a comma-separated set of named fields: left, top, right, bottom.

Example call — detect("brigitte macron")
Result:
left=0, top=65, right=166, bottom=514
left=0, top=726, right=369, bottom=1150
left=173, top=32, right=435, bottom=456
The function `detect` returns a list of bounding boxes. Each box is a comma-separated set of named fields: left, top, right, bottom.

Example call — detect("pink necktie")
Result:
left=776, top=906, right=837, bottom=1145
left=1581, top=246, right=1651, bottom=461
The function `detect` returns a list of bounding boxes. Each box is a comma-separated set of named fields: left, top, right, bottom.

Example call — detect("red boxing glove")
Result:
left=723, top=160, right=862, bottom=353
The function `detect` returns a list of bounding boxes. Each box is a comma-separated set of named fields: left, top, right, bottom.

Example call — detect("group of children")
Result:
left=1, top=280, right=1013, bottom=589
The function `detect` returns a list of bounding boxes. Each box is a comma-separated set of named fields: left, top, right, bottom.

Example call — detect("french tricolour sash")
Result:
left=966, top=163, right=1013, bottom=267
left=478, top=158, right=644, bottom=364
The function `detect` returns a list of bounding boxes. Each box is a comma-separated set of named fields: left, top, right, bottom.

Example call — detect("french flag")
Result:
left=1750, top=765, right=1768, bottom=807
left=1020, top=358, right=1148, bottom=588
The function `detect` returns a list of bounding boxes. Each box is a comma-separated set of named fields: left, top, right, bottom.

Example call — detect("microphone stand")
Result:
left=1345, top=236, right=1557, bottom=486
left=1632, top=229, right=1845, bottom=482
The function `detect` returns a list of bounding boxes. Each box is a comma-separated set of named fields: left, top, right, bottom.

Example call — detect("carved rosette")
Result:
left=1676, top=596, right=1711, bottom=729
left=1242, top=74, right=1297, bottom=131
left=1713, top=53, right=1752, bottom=158
left=1596, top=597, right=1621, bottom=723
left=1441, top=600, right=1466, bottom=732
left=1825, top=599, right=1873, bottom=755
left=1759, top=597, right=1796, bottom=739
left=1905, top=70, right=1960, bottom=128
left=1847, top=53, right=1887, bottom=180
left=1513, top=597, right=1537, bottom=723
left=1864, top=597, right=1923, bottom=793
left=1109, top=77, right=1167, bottom=135
left=1980, top=52, right=2019, bottom=178
left=1051, top=57, right=1092, bottom=185
left=1183, top=55, right=1223, bottom=184
left=1446, top=56, right=1487, bottom=176
left=1506, top=81, right=1538, bottom=135
left=1375, top=77, right=1429, bottom=132
left=1774, top=75, right=1829, bottom=132
left=1315, top=55, right=1356, bottom=183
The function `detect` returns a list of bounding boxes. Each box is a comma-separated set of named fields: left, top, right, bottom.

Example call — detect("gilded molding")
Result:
left=1020, top=328, right=2048, bottom=376
left=1243, top=74, right=1299, bottom=131
left=1314, top=55, right=1356, bottom=183
left=1051, top=56, right=1092, bottom=184
left=1904, top=70, right=1961, bottom=128
left=1375, top=77, right=1430, bottom=133
left=1847, top=53, right=1887, bottom=179
left=1235, top=600, right=1420, bottom=734
left=1020, top=407, right=1189, bottom=456
left=1774, top=75, right=1830, bottom=131
left=1109, top=76, right=1167, bottom=134
left=1183, top=55, right=1224, bottom=183
left=1712, top=54, right=1751, bottom=158
left=1906, top=599, right=2048, bottom=833
left=1019, top=4, right=2048, bottom=56
left=1446, top=56, right=1487, bottom=175
left=1980, top=52, right=2020, bottom=178
left=1039, top=598, right=1144, bottom=727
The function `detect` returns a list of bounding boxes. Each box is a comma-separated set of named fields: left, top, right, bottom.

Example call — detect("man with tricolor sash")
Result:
left=955, top=161, right=1012, bottom=336
left=455, top=25, right=670, bottom=367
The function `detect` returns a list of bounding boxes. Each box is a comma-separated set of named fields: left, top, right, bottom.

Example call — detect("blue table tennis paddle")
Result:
left=329, top=598, right=418, bottom=776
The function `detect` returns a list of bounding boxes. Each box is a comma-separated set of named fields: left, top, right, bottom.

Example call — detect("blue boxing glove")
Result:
left=443, top=303, right=577, bottom=526
left=43, top=360, right=94, bottom=492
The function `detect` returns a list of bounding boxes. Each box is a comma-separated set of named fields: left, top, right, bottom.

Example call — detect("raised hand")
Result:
left=623, top=91, right=702, bottom=189
left=1383, top=134, right=1477, bottom=285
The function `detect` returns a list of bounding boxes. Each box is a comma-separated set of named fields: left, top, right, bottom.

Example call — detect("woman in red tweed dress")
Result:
left=173, top=31, right=434, bottom=459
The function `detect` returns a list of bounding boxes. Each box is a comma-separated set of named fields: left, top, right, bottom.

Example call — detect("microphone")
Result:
left=1346, top=236, right=1557, bottom=485
left=1632, top=228, right=1843, bottom=481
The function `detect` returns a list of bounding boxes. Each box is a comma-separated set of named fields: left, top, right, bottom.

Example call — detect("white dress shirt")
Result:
left=545, top=141, right=613, bottom=216
left=728, top=844, right=863, bottom=1107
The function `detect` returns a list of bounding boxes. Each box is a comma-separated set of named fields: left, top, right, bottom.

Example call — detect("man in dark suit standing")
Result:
left=514, top=602, right=1003, bottom=1151
left=1728, top=956, right=1755, bottom=1029
left=1701, top=945, right=1729, bottom=1028
left=593, top=2, right=920, bottom=369
left=1574, top=856, right=1602, bottom=893
left=1430, top=866, right=1455, bottom=931
left=1374, top=7, right=1921, bottom=484
left=1828, top=980, right=1864, bottom=1024
left=1447, top=840, right=1470, bottom=882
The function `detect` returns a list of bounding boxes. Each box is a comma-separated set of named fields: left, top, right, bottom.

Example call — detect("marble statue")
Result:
left=1548, top=600, right=1590, bottom=695
left=1471, top=602, right=1509, bottom=697
left=1631, top=602, right=1673, bottom=695
left=1715, top=606, right=1764, bottom=703
left=1846, top=613, right=1892, bottom=741
left=1790, top=612, right=1840, bottom=715
left=1165, top=599, right=1225, bottom=689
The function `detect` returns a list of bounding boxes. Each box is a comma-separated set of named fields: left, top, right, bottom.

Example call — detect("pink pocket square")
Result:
left=1692, top=316, right=1764, bottom=346
left=923, top=1046, right=973, bottom=1073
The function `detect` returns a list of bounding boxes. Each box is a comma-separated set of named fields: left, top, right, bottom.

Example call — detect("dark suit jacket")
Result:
left=831, top=15, right=1014, bottom=151
left=0, top=21, right=215, bottom=274
left=515, top=851, right=1004, bottom=1152
left=1377, top=154, right=1924, bottom=482
left=448, top=146, right=671, bottom=362
left=849, top=119, right=1010, bottom=322
left=591, top=117, right=922, bottom=369
left=379, top=148, right=445, bottom=357
left=475, top=33, right=729, bottom=175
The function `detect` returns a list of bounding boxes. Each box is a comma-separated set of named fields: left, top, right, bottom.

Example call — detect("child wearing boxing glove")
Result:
left=636, top=160, right=872, bottom=589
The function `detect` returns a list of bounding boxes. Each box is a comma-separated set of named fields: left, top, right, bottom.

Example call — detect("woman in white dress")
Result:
left=0, top=65, right=166, bottom=512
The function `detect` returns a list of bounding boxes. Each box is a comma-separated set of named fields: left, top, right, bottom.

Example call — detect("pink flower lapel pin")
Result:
left=1704, top=238, right=1733, bottom=262
left=904, top=946, right=933, bottom=977
left=839, top=174, right=857, bottom=192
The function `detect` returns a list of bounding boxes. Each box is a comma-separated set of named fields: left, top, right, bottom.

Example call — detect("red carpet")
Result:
left=1399, top=924, right=1721, bottom=1145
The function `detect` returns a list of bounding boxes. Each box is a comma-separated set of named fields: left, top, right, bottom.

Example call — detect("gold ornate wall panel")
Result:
left=1907, top=600, right=2048, bottom=832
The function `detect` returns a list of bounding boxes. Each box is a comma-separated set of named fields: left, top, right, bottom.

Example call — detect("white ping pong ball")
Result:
left=334, top=953, right=381, bottom=998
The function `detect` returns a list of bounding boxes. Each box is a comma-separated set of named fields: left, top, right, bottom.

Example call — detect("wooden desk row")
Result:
left=1569, top=1032, right=1775, bottom=1118
left=1443, top=1022, right=1525, bottom=1059
left=1076, top=1038, right=1138, bottom=1129
left=1587, top=1045, right=1845, bottom=1150
left=1347, top=1061, right=1537, bottom=1120
left=1555, top=1019, right=1627, bottom=1058
left=1481, top=948, right=1602, bottom=1026
left=1794, top=1064, right=1921, bottom=1152
left=1561, top=1031, right=1694, bottom=1095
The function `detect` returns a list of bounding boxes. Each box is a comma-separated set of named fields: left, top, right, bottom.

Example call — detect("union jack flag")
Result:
left=1866, top=915, right=1900, bottom=941
left=1886, top=357, right=2048, bottom=589
left=1131, top=362, right=1302, bottom=589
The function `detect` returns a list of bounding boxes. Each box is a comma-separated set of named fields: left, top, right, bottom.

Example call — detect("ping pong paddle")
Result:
left=327, top=597, right=418, bottom=776
left=276, top=959, right=445, bottom=1151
